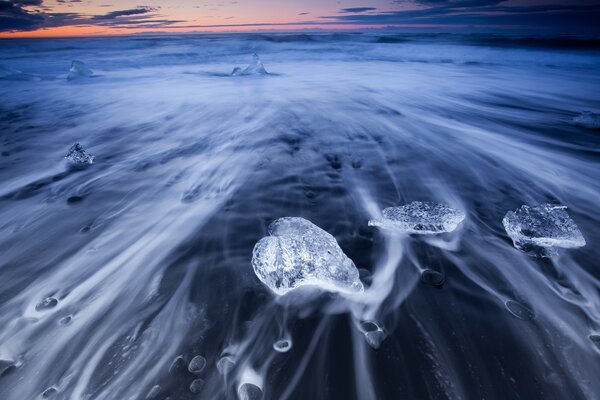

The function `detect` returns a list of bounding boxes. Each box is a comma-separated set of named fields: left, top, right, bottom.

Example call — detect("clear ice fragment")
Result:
left=42, top=387, right=58, bottom=398
left=65, top=143, right=94, bottom=165
left=238, top=383, right=263, bottom=400
left=368, top=201, right=465, bottom=234
left=502, top=204, right=585, bottom=253
left=36, top=297, right=58, bottom=311
left=232, top=54, right=268, bottom=76
left=188, top=355, right=206, bottom=374
left=216, top=356, right=235, bottom=375
left=504, top=300, right=535, bottom=321
left=273, top=339, right=292, bottom=353
left=189, top=378, right=205, bottom=394
left=251, top=217, right=363, bottom=295
left=572, top=111, right=600, bottom=129
left=359, top=321, right=386, bottom=349
left=169, top=355, right=185, bottom=374
left=67, top=60, right=93, bottom=81
left=145, top=385, right=161, bottom=399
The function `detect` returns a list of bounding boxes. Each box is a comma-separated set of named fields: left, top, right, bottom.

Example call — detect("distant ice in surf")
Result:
left=572, top=111, right=600, bottom=129
left=65, top=143, right=94, bottom=165
left=368, top=201, right=465, bottom=234
left=67, top=60, right=93, bottom=81
left=251, top=217, right=363, bottom=295
left=231, top=54, right=268, bottom=76
left=0, top=64, right=40, bottom=81
left=502, top=204, right=585, bottom=254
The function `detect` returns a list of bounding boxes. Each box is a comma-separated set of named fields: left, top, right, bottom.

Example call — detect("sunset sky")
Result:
left=1, top=0, right=599, bottom=38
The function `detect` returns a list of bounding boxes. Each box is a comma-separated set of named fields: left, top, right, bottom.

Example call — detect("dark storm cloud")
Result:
left=0, top=0, right=44, bottom=31
left=327, top=0, right=600, bottom=34
left=340, top=7, right=377, bottom=13
left=93, top=7, right=154, bottom=20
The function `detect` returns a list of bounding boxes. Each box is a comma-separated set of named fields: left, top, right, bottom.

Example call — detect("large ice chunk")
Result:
left=572, top=111, right=600, bottom=129
left=251, top=217, right=363, bottom=295
left=502, top=204, right=585, bottom=252
left=232, top=54, right=268, bottom=76
left=65, top=143, right=94, bottom=165
left=67, top=60, right=93, bottom=81
left=368, top=201, right=465, bottom=234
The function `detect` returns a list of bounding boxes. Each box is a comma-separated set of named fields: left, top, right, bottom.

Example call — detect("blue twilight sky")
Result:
left=0, top=0, right=599, bottom=37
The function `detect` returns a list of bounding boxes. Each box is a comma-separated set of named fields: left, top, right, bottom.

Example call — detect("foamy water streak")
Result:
left=0, top=33, right=599, bottom=399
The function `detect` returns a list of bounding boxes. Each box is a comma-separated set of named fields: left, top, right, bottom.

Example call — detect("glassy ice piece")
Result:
left=273, top=339, right=292, bottom=353
left=188, top=355, right=206, bottom=374
left=169, top=355, right=185, bottom=374
left=42, top=387, right=58, bottom=398
left=504, top=300, right=535, bottom=321
left=502, top=204, right=585, bottom=252
left=145, top=385, right=161, bottom=399
left=232, top=54, right=268, bottom=76
left=252, top=217, right=363, bottom=295
left=368, top=201, right=465, bottom=234
left=67, top=60, right=93, bottom=81
left=65, top=143, right=94, bottom=165
left=572, top=111, right=600, bottom=129
left=238, top=383, right=263, bottom=400
left=216, top=356, right=235, bottom=375
left=0, top=64, right=39, bottom=81
left=189, top=379, right=205, bottom=394
left=36, top=297, right=58, bottom=311
left=359, top=321, right=386, bottom=349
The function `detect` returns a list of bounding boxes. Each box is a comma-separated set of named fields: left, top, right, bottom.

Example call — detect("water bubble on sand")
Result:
left=252, top=217, right=364, bottom=295
left=238, top=383, right=263, bottom=400
left=35, top=297, right=58, bottom=311
left=273, top=339, right=292, bottom=353
left=359, top=321, right=386, bottom=349
left=67, top=60, right=93, bottom=81
left=169, top=355, right=185, bottom=374
left=189, top=378, right=205, bottom=394
left=504, top=300, right=535, bottom=321
left=65, top=143, right=94, bottom=165
left=420, top=269, right=445, bottom=287
left=502, top=204, right=585, bottom=254
left=145, top=385, right=161, bottom=399
left=42, top=387, right=58, bottom=398
left=572, top=111, right=600, bottom=129
left=232, top=54, right=268, bottom=76
left=188, top=355, right=206, bottom=374
left=216, top=356, right=235, bottom=375
left=369, top=201, right=465, bottom=234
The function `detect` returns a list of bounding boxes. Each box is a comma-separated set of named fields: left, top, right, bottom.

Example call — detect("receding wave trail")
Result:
left=0, top=33, right=599, bottom=400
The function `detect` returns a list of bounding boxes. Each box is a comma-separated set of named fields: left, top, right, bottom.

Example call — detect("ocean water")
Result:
left=0, top=33, right=599, bottom=400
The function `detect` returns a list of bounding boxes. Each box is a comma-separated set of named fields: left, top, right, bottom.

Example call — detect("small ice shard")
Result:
left=590, top=335, right=600, bottom=351
left=65, top=143, right=94, bottom=165
left=420, top=269, right=445, bottom=287
left=0, top=358, right=16, bottom=377
left=273, top=338, right=292, bottom=353
left=572, top=111, right=600, bottom=129
left=216, top=356, right=235, bottom=375
left=502, top=204, right=585, bottom=254
left=238, top=383, right=263, bottom=400
left=232, top=54, right=268, bottom=76
left=251, top=217, right=364, bottom=295
left=67, top=60, right=93, bottom=81
left=189, top=378, right=205, bottom=394
left=0, top=64, right=39, bottom=81
left=188, top=355, right=206, bottom=374
left=169, top=355, right=185, bottom=374
left=504, top=300, right=535, bottom=321
left=368, top=201, right=465, bottom=234
left=145, top=385, right=161, bottom=399
left=58, top=315, right=72, bottom=325
left=35, top=297, right=58, bottom=311
left=359, top=321, right=386, bottom=349
left=42, top=387, right=58, bottom=398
